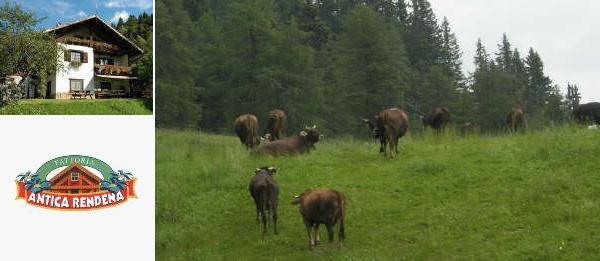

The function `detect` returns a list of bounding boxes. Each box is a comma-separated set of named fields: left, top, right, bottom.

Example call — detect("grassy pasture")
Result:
left=0, top=98, right=152, bottom=115
left=156, top=126, right=600, bottom=260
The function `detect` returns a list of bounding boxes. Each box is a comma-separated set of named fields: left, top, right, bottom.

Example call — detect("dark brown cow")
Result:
left=506, top=107, right=527, bottom=133
left=255, top=126, right=321, bottom=157
left=375, top=108, right=409, bottom=159
left=458, top=121, right=480, bottom=136
left=234, top=114, right=260, bottom=149
left=422, top=107, right=451, bottom=131
left=291, top=189, right=346, bottom=249
left=572, top=102, right=600, bottom=124
left=249, top=166, right=279, bottom=236
left=264, top=109, right=287, bottom=141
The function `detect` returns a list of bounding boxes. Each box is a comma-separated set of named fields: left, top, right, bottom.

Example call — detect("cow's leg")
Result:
left=305, top=221, right=314, bottom=248
left=271, top=198, right=278, bottom=235
left=326, top=223, right=334, bottom=242
left=252, top=196, right=260, bottom=224
left=388, top=133, right=396, bottom=159
left=314, top=224, right=321, bottom=244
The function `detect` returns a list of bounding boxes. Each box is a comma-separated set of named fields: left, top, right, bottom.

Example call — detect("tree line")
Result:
left=156, top=0, right=582, bottom=134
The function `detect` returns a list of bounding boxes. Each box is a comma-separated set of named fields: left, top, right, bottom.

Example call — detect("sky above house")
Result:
left=429, top=0, right=599, bottom=103
left=11, top=0, right=152, bottom=28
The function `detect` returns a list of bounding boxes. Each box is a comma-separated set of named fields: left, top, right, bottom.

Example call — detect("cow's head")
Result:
left=255, top=166, right=277, bottom=176
left=299, top=125, right=320, bottom=144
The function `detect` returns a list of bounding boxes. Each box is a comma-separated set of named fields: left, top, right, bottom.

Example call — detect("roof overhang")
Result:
left=45, top=16, right=144, bottom=56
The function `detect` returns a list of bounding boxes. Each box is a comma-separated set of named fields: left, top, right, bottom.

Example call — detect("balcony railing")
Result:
left=62, top=36, right=121, bottom=54
left=94, top=64, right=132, bottom=76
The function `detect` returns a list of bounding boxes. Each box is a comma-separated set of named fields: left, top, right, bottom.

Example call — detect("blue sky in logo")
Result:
left=9, top=0, right=153, bottom=29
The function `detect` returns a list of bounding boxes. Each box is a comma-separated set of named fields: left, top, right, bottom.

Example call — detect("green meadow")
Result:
left=0, top=99, right=152, bottom=115
left=156, top=126, right=600, bottom=260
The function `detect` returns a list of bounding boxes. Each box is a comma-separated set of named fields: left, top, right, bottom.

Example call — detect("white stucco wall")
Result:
left=54, top=43, right=95, bottom=96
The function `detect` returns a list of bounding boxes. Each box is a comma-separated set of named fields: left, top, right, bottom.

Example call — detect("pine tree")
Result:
left=495, top=33, right=513, bottom=72
left=565, top=83, right=581, bottom=112
left=439, top=17, right=463, bottom=85
left=330, top=5, right=411, bottom=131
left=525, top=48, right=552, bottom=113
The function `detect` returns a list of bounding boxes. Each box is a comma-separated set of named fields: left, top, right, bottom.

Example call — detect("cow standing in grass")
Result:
left=422, top=107, right=451, bottom=132
left=459, top=121, right=480, bottom=136
left=249, top=166, right=279, bottom=236
left=291, top=189, right=346, bottom=249
left=256, top=126, right=321, bottom=156
left=234, top=114, right=260, bottom=149
left=506, top=107, right=527, bottom=133
left=374, top=108, right=409, bottom=159
left=264, top=109, right=286, bottom=141
left=572, top=102, right=600, bottom=124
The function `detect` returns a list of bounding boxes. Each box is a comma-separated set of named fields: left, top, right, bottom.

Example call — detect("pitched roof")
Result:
left=49, top=163, right=103, bottom=184
left=45, top=16, right=143, bottom=55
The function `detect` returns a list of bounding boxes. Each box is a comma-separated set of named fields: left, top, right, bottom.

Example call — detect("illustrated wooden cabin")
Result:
left=49, top=163, right=103, bottom=194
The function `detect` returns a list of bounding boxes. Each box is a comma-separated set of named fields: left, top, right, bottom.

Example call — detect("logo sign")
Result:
left=15, top=155, right=136, bottom=211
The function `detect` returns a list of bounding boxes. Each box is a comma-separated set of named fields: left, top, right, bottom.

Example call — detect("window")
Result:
left=69, top=79, right=84, bottom=92
left=71, top=172, right=79, bottom=181
left=100, top=82, right=111, bottom=91
left=99, top=58, right=114, bottom=65
left=70, top=51, right=82, bottom=62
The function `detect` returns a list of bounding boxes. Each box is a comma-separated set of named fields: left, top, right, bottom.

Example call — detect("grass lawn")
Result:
left=0, top=98, right=152, bottom=115
left=156, top=126, right=600, bottom=260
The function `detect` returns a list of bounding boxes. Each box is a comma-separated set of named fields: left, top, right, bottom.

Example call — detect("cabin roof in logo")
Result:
left=49, top=163, right=103, bottom=194
left=15, top=155, right=136, bottom=211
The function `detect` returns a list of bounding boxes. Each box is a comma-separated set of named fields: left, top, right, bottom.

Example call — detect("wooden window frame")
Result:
left=69, top=79, right=84, bottom=92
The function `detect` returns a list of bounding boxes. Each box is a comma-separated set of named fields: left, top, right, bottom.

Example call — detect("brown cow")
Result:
left=572, top=102, right=600, bottom=124
left=255, top=126, right=321, bottom=157
left=264, top=109, right=286, bottom=141
left=506, top=107, right=527, bottom=133
left=458, top=121, right=480, bottom=136
left=291, top=189, right=346, bottom=249
left=234, top=114, right=260, bottom=149
left=422, top=107, right=451, bottom=132
left=375, top=108, right=409, bottom=159
left=249, top=166, right=279, bottom=236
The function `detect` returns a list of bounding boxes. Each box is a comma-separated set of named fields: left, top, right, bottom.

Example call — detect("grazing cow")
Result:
left=361, top=118, right=381, bottom=140
left=422, top=107, right=451, bottom=131
left=572, top=102, right=600, bottom=124
left=264, top=109, right=287, bottom=141
left=291, top=189, right=346, bottom=249
left=506, top=107, right=527, bottom=133
left=249, top=166, right=279, bottom=236
left=374, top=108, right=409, bottom=159
left=459, top=121, right=480, bottom=136
left=256, top=126, right=321, bottom=157
left=234, top=114, right=260, bottom=149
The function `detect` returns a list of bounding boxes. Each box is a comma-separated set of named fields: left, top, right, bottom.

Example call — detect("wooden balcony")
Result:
left=62, top=36, right=121, bottom=54
left=94, top=64, right=132, bottom=76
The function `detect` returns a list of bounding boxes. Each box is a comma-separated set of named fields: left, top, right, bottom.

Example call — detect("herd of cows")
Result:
left=234, top=102, right=600, bottom=249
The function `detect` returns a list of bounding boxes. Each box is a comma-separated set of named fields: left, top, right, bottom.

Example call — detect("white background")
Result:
left=0, top=116, right=154, bottom=261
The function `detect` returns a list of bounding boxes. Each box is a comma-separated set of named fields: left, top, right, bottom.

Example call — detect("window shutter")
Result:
left=64, top=50, right=71, bottom=62
left=82, top=52, right=88, bottom=63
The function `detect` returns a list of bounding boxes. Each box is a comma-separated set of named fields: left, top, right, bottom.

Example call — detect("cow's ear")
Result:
left=267, top=167, right=277, bottom=174
left=255, top=168, right=260, bottom=174
left=300, top=130, right=308, bottom=136
left=312, top=125, right=316, bottom=129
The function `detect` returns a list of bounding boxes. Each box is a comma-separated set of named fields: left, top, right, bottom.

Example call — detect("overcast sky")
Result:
left=12, top=0, right=152, bottom=28
left=429, top=0, right=599, bottom=103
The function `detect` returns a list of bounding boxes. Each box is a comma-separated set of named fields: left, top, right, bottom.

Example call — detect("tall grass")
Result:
left=156, top=126, right=600, bottom=260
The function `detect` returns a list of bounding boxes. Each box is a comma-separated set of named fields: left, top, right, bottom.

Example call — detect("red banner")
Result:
left=15, top=179, right=136, bottom=210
